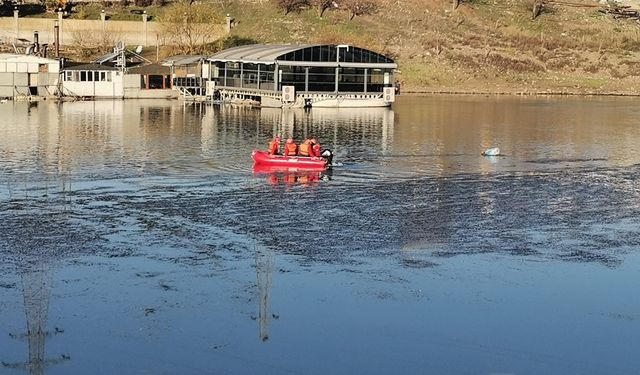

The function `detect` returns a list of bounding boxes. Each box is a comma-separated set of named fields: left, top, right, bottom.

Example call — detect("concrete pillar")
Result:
left=256, top=64, right=260, bottom=89
left=142, top=12, right=148, bottom=46
left=364, top=68, right=368, bottom=93
left=100, top=10, right=106, bottom=33
left=13, top=8, right=18, bottom=40
left=225, top=14, right=232, bottom=33
left=273, top=63, right=279, bottom=91
left=57, top=9, right=63, bottom=44
left=304, top=67, right=309, bottom=92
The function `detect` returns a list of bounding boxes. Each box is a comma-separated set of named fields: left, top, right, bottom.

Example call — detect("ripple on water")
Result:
left=2, top=100, right=640, bottom=272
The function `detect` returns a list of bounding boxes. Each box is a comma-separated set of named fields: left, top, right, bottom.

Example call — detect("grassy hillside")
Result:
left=10, top=0, right=638, bottom=94
left=221, top=0, right=640, bottom=94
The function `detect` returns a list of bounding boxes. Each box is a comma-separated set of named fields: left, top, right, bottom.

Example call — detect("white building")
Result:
left=61, top=63, right=123, bottom=99
left=0, top=54, right=60, bottom=99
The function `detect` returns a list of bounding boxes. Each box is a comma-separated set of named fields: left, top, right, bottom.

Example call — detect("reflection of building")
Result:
left=205, top=44, right=397, bottom=108
left=251, top=107, right=396, bottom=149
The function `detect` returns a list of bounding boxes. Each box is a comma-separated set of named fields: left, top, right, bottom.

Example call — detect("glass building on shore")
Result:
left=204, top=44, right=397, bottom=107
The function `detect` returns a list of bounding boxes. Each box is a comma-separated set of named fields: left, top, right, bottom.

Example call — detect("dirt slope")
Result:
left=223, top=0, right=640, bottom=94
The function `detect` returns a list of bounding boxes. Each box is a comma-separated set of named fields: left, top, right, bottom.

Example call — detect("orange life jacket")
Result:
left=284, top=143, right=298, bottom=156
left=298, top=141, right=311, bottom=157
left=268, top=140, right=279, bottom=155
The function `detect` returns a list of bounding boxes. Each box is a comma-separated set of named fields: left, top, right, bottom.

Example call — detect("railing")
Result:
left=173, top=77, right=202, bottom=88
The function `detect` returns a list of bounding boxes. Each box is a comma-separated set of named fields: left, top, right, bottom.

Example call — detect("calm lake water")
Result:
left=1, top=96, right=639, bottom=375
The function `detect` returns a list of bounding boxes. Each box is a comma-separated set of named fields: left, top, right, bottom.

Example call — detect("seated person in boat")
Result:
left=267, top=136, right=281, bottom=155
left=298, top=138, right=322, bottom=157
left=298, top=138, right=312, bottom=157
left=310, top=138, right=321, bottom=157
left=284, top=138, right=298, bottom=156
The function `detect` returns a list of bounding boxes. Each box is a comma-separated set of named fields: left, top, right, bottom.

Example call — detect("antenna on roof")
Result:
left=114, top=41, right=125, bottom=53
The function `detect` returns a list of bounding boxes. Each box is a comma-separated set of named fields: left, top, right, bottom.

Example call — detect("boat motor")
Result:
left=321, top=149, right=333, bottom=166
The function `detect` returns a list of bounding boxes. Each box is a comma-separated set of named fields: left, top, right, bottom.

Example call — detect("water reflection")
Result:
left=255, top=246, right=274, bottom=342
left=2, top=97, right=640, bottom=374
left=1, top=98, right=639, bottom=267
left=253, top=165, right=330, bottom=186
left=255, top=107, right=396, bottom=158
left=3, top=264, right=68, bottom=375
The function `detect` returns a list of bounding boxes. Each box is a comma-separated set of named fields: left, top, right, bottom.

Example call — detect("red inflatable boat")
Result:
left=252, top=150, right=331, bottom=170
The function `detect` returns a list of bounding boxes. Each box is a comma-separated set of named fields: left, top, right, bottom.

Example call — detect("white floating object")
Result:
left=482, top=147, right=501, bottom=156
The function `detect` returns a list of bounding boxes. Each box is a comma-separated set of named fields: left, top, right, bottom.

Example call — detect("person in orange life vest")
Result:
left=298, top=139, right=312, bottom=157
left=309, top=138, right=321, bottom=157
left=267, top=136, right=281, bottom=155
left=284, top=138, right=298, bottom=156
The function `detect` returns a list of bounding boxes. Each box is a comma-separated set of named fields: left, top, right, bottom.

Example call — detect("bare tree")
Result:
left=342, top=0, right=377, bottom=20
left=160, top=0, right=223, bottom=54
left=70, top=27, right=122, bottom=58
left=44, top=0, right=66, bottom=12
left=273, top=0, right=310, bottom=15
left=310, top=0, right=335, bottom=17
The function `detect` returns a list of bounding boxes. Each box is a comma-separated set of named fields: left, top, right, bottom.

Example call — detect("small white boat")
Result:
left=482, top=147, right=501, bottom=156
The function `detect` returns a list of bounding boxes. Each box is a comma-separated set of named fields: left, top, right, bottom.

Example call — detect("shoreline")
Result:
left=400, top=89, right=640, bottom=97
left=8, top=90, right=640, bottom=103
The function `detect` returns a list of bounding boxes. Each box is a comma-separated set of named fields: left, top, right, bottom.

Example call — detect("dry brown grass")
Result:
left=621, top=60, right=640, bottom=77
left=222, top=0, right=640, bottom=92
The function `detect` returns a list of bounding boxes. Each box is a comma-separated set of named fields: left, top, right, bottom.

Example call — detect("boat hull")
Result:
left=252, top=150, right=328, bottom=170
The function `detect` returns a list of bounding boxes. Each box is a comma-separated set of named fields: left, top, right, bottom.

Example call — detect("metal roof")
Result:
left=208, top=44, right=319, bottom=63
left=0, top=53, right=59, bottom=64
left=206, top=44, right=396, bottom=68
left=63, top=63, right=119, bottom=71
left=127, top=63, right=171, bottom=75
left=94, top=51, right=120, bottom=64
left=162, top=55, right=206, bottom=66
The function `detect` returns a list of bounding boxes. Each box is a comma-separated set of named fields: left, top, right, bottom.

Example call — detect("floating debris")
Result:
left=482, top=147, right=501, bottom=156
